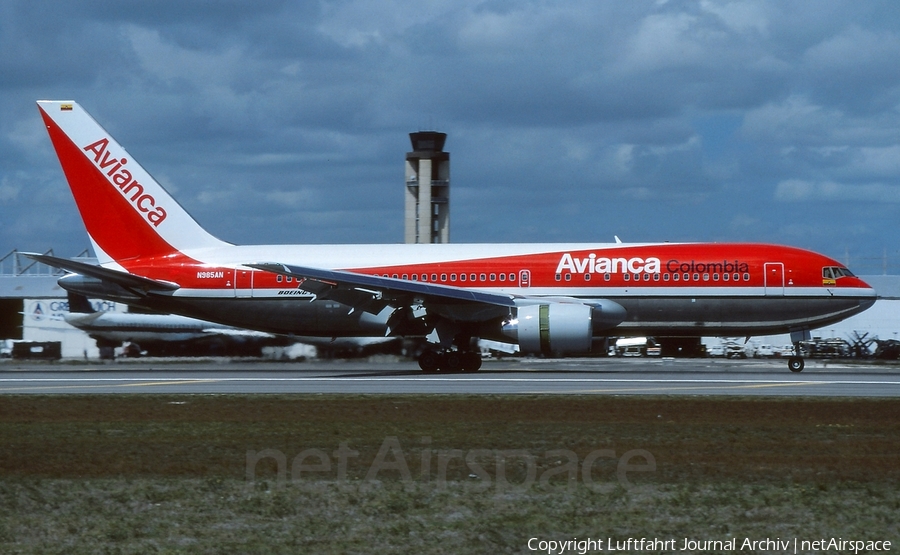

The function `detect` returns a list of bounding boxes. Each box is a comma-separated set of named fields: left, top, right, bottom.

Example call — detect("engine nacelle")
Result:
left=505, top=303, right=594, bottom=355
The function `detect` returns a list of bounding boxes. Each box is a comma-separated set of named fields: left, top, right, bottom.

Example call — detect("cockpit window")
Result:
left=823, top=266, right=854, bottom=279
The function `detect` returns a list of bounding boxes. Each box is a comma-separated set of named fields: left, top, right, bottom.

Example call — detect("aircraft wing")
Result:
left=248, top=263, right=516, bottom=322
left=21, top=253, right=179, bottom=293
left=201, top=327, right=276, bottom=338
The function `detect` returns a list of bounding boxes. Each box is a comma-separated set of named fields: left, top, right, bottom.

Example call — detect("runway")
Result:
left=1, top=357, right=899, bottom=396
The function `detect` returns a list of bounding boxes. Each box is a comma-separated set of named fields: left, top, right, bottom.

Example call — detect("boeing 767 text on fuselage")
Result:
left=30, top=101, right=876, bottom=372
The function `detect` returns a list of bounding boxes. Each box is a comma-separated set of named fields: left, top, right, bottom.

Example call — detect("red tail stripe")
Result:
left=40, top=106, right=196, bottom=272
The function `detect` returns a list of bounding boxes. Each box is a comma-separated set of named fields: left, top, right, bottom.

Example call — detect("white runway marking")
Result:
left=1, top=376, right=899, bottom=386
left=2, top=360, right=898, bottom=396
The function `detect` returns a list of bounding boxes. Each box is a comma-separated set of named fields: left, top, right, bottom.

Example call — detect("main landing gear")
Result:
left=418, top=349, right=482, bottom=373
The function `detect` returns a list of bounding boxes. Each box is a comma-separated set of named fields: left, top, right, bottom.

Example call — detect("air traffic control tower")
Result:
left=405, top=131, right=449, bottom=244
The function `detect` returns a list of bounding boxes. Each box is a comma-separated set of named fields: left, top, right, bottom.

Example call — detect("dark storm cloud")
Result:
left=2, top=0, right=900, bottom=273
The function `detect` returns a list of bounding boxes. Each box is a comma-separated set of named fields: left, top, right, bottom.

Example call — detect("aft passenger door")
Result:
left=764, top=263, right=784, bottom=296
left=235, top=268, right=254, bottom=298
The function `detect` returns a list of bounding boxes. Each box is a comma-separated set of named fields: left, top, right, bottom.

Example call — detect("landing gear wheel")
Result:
left=418, top=350, right=441, bottom=373
left=788, top=357, right=805, bottom=373
left=461, top=352, right=482, bottom=372
left=443, top=351, right=463, bottom=373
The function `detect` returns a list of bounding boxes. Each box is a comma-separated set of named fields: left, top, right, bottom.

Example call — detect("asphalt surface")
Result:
left=1, top=357, right=899, bottom=396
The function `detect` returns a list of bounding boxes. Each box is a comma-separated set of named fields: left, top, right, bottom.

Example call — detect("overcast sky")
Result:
left=2, top=0, right=899, bottom=274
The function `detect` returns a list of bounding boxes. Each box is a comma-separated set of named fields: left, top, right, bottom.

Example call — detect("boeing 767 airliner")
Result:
left=29, top=100, right=876, bottom=372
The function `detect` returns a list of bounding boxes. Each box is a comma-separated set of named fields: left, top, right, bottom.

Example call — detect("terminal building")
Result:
left=0, top=250, right=102, bottom=357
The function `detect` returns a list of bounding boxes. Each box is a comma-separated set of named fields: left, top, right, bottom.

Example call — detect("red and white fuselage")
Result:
left=34, top=101, right=876, bottom=371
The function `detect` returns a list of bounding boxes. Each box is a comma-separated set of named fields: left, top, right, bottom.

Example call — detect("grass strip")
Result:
left=0, top=395, right=897, bottom=552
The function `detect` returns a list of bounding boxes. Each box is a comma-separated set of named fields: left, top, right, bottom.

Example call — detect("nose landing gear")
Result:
left=785, top=332, right=809, bottom=373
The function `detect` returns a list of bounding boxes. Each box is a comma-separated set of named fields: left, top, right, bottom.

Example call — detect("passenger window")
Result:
left=460, top=274, right=466, bottom=282
left=673, top=273, right=679, bottom=281
left=450, top=273, right=457, bottom=281
left=663, top=274, right=670, bottom=281
left=604, top=273, right=611, bottom=281
left=470, top=274, right=476, bottom=281
left=584, top=273, right=592, bottom=281
left=489, top=273, right=496, bottom=281
left=431, top=273, right=437, bottom=282
left=743, top=273, right=750, bottom=281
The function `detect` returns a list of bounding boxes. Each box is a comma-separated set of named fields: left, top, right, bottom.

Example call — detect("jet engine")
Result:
left=502, top=300, right=626, bottom=356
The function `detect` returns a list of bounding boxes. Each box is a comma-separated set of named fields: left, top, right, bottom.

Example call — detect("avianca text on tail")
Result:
left=82, top=137, right=168, bottom=226
left=33, top=100, right=876, bottom=373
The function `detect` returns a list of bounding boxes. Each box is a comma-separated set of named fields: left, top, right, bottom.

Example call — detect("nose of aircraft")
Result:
left=853, top=276, right=879, bottom=310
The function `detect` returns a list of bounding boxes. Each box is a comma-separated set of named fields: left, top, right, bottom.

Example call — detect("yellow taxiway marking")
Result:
left=530, top=381, right=822, bottom=394
left=118, top=379, right=217, bottom=387
left=0, top=379, right=217, bottom=393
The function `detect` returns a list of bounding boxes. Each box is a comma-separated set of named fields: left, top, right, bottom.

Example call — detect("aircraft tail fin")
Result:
left=66, top=292, right=96, bottom=314
left=36, top=101, right=227, bottom=267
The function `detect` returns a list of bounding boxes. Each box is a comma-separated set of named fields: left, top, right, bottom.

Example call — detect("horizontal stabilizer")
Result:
left=22, top=253, right=179, bottom=293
